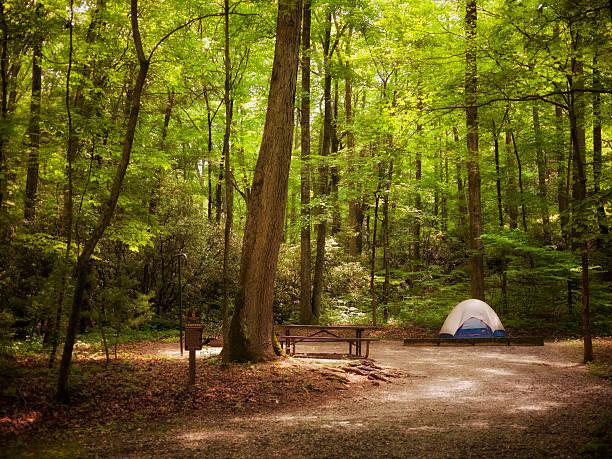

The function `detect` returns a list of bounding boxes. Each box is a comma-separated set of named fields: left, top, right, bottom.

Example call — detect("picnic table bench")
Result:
left=275, top=325, right=379, bottom=358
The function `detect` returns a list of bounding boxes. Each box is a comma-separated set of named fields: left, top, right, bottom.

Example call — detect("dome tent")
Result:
left=439, top=299, right=507, bottom=338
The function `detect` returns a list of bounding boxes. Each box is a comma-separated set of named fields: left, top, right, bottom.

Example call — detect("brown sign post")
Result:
left=184, top=311, right=202, bottom=386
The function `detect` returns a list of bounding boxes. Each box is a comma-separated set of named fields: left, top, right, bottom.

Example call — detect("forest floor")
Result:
left=1, top=338, right=611, bottom=457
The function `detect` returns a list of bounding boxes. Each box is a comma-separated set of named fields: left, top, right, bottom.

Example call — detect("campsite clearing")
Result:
left=5, top=339, right=610, bottom=457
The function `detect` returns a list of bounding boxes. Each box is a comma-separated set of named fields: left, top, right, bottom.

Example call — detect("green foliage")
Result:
left=581, top=413, right=612, bottom=458
left=0, top=0, right=609, bottom=350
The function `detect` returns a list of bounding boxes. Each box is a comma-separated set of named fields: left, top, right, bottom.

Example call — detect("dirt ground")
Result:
left=68, top=340, right=612, bottom=458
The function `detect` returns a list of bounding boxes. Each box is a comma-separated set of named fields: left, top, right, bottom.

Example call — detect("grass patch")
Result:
left=581, top=413, right=612, bottom=458
left=587, top=362, right=612, bottom=380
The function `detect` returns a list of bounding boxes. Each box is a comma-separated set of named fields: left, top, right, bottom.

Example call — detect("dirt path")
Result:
left=89, top=341, right=611, bottom=458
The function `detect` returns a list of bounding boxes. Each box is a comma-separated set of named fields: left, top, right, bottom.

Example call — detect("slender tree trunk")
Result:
left=491, top=120, right=503, bottom=227
left=225, top=0, right=302, bottom=362
left=442, top=143, right=448, bottom=232
left=568, top=55, right=592, bottom=363
left=311, top=9, right=332, bottom=323
left=414, top=86, right=423, bottom=262
left=511, top=131, right=528, bottom=232
left=330, top=80, right=341, bottom=235
left=382, top=162, right=393, bottom=324
left=222, top=0, right=234, bottom=344
left=24, top=41, right=42, bottom=222
left=57, top=0, right=150, bottom=399
left=370, top=190, right=380, bottom=327
left=465, top=0, right=484, bottom=301
left=453, top=127, right=467, bottom=240
left=346, top=30, right=361, bottom=257
left=592, top=55, right=607, bottom=244
left=299, top=0, right=312, bottom=324
left=554, top=105, right=569, bottom=245
left=204, top=90, right=215, bottom=222
left=0, top=2, right=9, bottom=213
left=149, top=91, right=173, bottom=215
left=532, top=102, right=550, bottom=243
left=47, top=0, right=77, bottom=363
left=505, top=129, right=518, bottom=230
left=48, top=0, right=108, bottom=362
left=215, top=162, right=223, bottom=223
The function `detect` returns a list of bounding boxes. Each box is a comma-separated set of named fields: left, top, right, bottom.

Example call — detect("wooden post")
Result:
left=184, top=310, right=202, bottom=386
left=189, top=350, right=196, bottom=386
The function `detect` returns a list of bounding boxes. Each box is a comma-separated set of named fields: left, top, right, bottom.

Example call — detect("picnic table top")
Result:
left=275, top=324, right=376, bottom=330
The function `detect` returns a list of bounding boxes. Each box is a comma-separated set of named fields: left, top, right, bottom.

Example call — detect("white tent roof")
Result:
left=439, top=299, right=505, bottom=336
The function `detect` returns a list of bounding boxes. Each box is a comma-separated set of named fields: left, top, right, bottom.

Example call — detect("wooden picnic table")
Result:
left=275, top=325, right=378, bottom=358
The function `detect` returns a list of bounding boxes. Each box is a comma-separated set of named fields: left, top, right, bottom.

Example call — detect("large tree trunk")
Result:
left=24, top=40, right=42, bottom=222
left=465, top=0, right=484, bottom=301
left=311, top=9, right=332, bottom=323
left=57, top=0, right=150, bottom=400
left=225, top=0, right=302, bottom=362
left=299, top=0, right=312, bottom=324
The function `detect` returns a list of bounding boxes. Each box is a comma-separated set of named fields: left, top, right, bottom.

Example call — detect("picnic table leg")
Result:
left=364, top=340, right=370, bottom=359
left=284, top=329, right=290, bottom=355
left=356, top=330, right=362, bottom=356
left=349, top=341, right=353, bottom=356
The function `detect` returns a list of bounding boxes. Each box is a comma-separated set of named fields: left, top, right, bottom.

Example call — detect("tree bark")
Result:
left=414, top=85, right=423, bottom=262
left=532, top=102, right=550, bottom=243
left=453, top=127, right=467, bottom=241
left=568, top=55, right=592, bottom=363
left=346, top=30, right=361, bottom=257
left=225, top=0, right=302, bottom=362
left=299, top=0, right=312, bottom=324
left=511, top=131, right=528, bottom=232
left=505, top=129, right=518, bottom=230
left=382, top=162, right=393, bottom=324
left=330, top=80, right=340, bottom=235
left=441, top=143, right=448, bottom=232
left=465, top=0, right=484, bottom=301
left=491, top=120, right=503, bottom=228
left=370, top=189, right=380, bottom=327
left=57, top=0, right=150, bottom=399
left=24, top=40, right=42, bottom=222
left=222, top=0, right=234, bottom=344
left=592, top=55, right=607, bottom=244
left=311, top=9, right=332, bottom=323
left=0, top=1, right=9, bottom=213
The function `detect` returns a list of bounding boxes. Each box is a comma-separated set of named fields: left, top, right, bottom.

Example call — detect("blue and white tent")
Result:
left=439, top=299, right=507, bottom=338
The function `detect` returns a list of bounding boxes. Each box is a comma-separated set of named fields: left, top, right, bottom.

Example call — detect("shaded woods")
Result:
left=0, top=0, right=610, bottom=394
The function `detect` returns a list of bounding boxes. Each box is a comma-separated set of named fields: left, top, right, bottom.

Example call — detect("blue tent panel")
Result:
left=455, top=317, right=492, bottom=337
